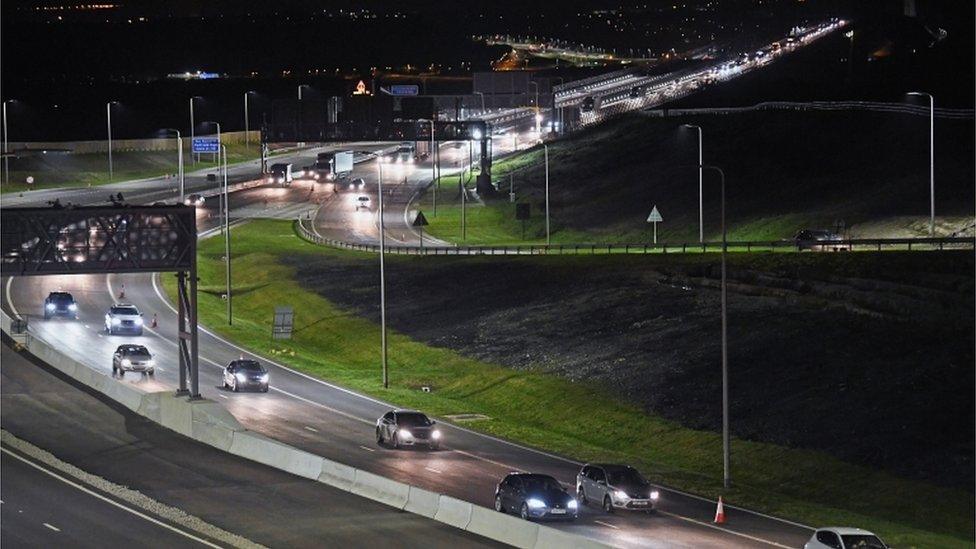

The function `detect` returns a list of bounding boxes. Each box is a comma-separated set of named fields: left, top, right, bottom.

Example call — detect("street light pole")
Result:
left=2, top=100, right=10, bottom=187
left=106, top=102, right=115, bottom=182
left=701, top=164, right=729, bottom=490
left=164, top=129, right=184, bottom=202
left=243, top=92, right=251, bottom=149
left=222, top=144, right=232, bottom=325
left=683, top=124, right=704, bottom=242
left=908, top=92, right=935, bottom=236
left=377, top=157, right=389, bottom=388
left=544, top=143, right=550, bottom=246
left=189, top=97, right=197, bottom=164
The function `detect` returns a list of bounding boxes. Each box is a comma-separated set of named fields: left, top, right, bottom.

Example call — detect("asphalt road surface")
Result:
left=3, top=139, right=815, bottom=548
left=0, top=338, right=501, bottom=548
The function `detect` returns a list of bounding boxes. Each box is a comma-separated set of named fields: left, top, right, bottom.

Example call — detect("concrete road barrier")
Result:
left=229, top=431, right=324, bottom=480
left=351, top=469, right=410, bottom=509
left=467, top=505, right=540, bottom=548
left=404, top=485, right=441, bottom=518
left=190, top=401, right=244, bottom=451
left=535, top=524, right=607, bottom=549
left=435, top=495, right=474, bottom=529
left=318, top=459, right=357, bottom=491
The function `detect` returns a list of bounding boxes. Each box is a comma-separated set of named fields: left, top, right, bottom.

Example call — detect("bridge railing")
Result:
left=295, top=219, right=975, bottom=256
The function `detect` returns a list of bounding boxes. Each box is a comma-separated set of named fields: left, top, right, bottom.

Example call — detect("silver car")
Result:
left=105, top=303, right=144, bottom=335
left=576, top=464, right=659, bottom=513
left=112, top=344, right=155, bottom=376
left=375, top=409, right=442, bottom=450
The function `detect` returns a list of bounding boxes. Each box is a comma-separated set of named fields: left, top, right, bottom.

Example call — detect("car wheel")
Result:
left=603, top=496, right=614, bottom=513
left=520, top=502, right=530, bottom=521
left=118, top=369, right=124, bottom=377
left=429, top=442, right=440, bottom=451
left=137, top=329, right=143, bottom=336
left=494, top=495, right=504, bottom=513
left=112, top=363, right=117, bottom=374
left=148, top=370, right=155, bottom=377
left=44, top=313, right=50, bottom=320
left=232, top=379, right=239, bottom=392
left=376, top=428, right=384, bottom=445
left=261, top=386, right=268, bottom=393
left=577, top=487, right=587, bottom=505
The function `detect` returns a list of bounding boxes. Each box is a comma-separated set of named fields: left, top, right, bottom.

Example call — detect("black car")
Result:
left=793, top=229, right=850, bottom=251
left=375, top=410, right=442, bottom=450
left=494, top=473, right=578, bottom=521
left=222, top=359, right=270, bottom=392
left=44, top=291, right=78, bottom=319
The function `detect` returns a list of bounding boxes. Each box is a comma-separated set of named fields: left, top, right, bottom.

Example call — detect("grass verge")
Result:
left=166, top=219, right=973, bottom=548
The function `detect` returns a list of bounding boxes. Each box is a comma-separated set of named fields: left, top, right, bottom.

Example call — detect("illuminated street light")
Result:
left=162, top=128, right=184, bottom=202
left=682, top=124, right=704, bottom=242
left=244, top=91, right=256, bottom=149
left=376, top=156, right=389, bottom=388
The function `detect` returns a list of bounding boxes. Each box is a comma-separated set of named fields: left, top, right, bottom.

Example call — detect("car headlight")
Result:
left=614, top=490, right=629, bottom=500
left=650, top=490, right=660, bottom=500
left=235, top=372, right=247, bottom=381
left=121, top=359, right=131, bottom=367
left=526, top=498, right=546, bottom=509
left=260, top=373, right=269, bottom=382
left=146, top=359, right=155, bottom=367
left=46, top=303, right=55, bottom=310
left=431, top=429, right=442, bottom=440
left=68, top=303, right=78, bottom=311
left=111, top=318, right=121, bottom=325
left=398, top=429, right=413, bottom=439
left=313, top=173, right=320, bottom=180
left=328, top=174, right=335, bottom=180
left=408, top=157, right=414, bottom=163
left=567, top=499, right=578, bottom=509
left=135, top=317, right=144, bottom=326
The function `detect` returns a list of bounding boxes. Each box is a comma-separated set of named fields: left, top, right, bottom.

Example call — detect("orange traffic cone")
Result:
left=118, top=283, right=125, bottom=299
left=150, top=313, right=158, bottom=328
left=713, top=496, right=726, bottom=524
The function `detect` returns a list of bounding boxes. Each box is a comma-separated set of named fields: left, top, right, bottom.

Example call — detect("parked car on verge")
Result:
left=576, top=464, right=659, bottom=513
left=793, top=229, right=850, bottom=251
left=804, top=527, right=888, bottom=549
left=222, top=359, right=270, bottom=392
left=104, top=303, right=144, bottom=335
left=355, top=196, right=371, bottom=210
left=494, top=473, right=578, bottom=521
left=112, top=344, right=155, bottom=376
left=375, top=410, right=442, bottom=449
left=44, top=291, right=78, bottom=319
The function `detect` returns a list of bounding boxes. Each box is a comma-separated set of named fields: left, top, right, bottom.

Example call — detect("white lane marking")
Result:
left=6, top=276, right=20, bottom=318
left=593, top=520, right=618, bottom=530
left=2, top=448, right=220, bottom=548
left=424, top=467, right=442, bottom=474
left=43, top=523, right=61, bottom=532
left=218, top=395, right=228, bottom=399
left=657, top=510, right=794, bottom=549
left=358, top=445, right=375, bottom=452
left=304, top=426, right=318, bottom=433
left=451, top=449, right=522, bottom=473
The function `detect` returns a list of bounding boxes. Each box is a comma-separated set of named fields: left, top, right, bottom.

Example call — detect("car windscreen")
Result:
left=841, top=535, right=886, bottom=549
left=607, top=468, right=647, bottom=486
left=111, top=307, right=139, bottom=315
left=235, top=361, right=265, bottom=372
left=522, top=476, right=562, bottom=492
left=122, top=346, right=150, bottom=357
left=396, top=413, right=432, bottom=427
left=49, top=293, right=73, bottom=303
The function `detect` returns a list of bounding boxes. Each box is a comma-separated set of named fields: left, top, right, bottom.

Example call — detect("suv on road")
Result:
left=44, top=291, right=78, bottom=319
left=104, top=303, right=144, bottom=335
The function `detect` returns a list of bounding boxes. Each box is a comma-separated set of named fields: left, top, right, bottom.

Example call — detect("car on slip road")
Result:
left=793, top=229, right=850, bottom=251
left=112, top=344, right=155, bottom=376
left=494, top=473, right=578, bottom=521
left=44, top=291, right=78, bottom=319
left=355, top=195, right=371, bottom=210
left=576, top=463, right=659, bottom=513
left=104, top=303, right=144, bottom=335
left=375, top=410, right=442, bottom=450
left=222, top=359, right=270, bottom=392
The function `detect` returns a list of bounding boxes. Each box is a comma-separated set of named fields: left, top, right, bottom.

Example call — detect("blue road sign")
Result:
left=192, top=137, right=220, bottom=153
left=389, top=84, right=419, bottom=96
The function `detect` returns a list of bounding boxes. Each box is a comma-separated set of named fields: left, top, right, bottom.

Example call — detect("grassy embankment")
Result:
left=3, top=142, right=260, bottom=194
left=420, top=111, right=974, bottom=245
left=165, top=218, right=973, bottom=548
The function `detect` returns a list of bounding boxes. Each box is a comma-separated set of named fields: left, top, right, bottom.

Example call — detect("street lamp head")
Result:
left=681, top=123, right=700, bottom=129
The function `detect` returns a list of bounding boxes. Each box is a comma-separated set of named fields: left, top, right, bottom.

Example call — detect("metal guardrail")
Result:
left=296, top=219, right=975, bottom=256
left=657, top=101, right=975, bottom=120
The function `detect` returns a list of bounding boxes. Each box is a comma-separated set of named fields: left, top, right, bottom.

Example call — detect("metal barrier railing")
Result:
left=295, top=219, right=975, bottom=256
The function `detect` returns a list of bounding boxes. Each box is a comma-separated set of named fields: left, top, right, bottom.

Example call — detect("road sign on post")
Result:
left=192, top=137, right=220, bottom=154
left=647, top=205, right=663, bottom=244
left=272, top=306, right=294, bottom=339
left=412, top=210, right=429, bottom=249
left=389, top=84, right=420, bottom=96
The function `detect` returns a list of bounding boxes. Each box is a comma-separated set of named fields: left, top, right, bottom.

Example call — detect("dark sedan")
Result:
left=222, top=359, right=269, bottom=392
left=793, top=229, right=850, bottom=251
left=494, top=473, right=578, bottom=521
left=44, top=291, right=78, bottom=319
left=375, top=410, right=442, bottom=450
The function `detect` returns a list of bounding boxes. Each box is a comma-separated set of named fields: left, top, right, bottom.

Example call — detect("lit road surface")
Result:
left=0, top=448, right=210, bottom=548
left=1, top=337, right=501, bottom=548
left=3, top=173, right=814, bottom=549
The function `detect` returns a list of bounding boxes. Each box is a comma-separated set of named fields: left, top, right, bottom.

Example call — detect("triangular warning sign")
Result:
left=412, top=211, right=430, bottom=227
left=647, top=206, right=663, bottom=223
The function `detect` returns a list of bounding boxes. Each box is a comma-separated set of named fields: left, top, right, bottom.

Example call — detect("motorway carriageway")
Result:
left=0, top=336, right=500, bottom=548
left=4, top=144, right=814, bottom=549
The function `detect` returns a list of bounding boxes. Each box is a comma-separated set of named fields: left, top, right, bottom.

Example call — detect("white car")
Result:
left=576, top=464, right=659, bottom=513
left=355, top=196, right=371, bottom=210
left=804, top=527, right=888, bottom=549
left=104, top=303, right=144, bottom=335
